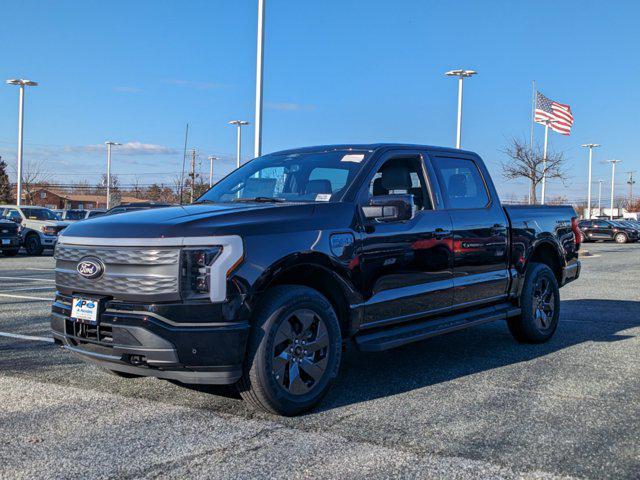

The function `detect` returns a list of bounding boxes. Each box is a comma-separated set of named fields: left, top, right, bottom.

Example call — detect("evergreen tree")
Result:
left=0, top=157, right=12, bottom=203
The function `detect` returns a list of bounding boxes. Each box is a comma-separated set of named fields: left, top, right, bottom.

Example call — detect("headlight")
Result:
left=181, top=247, right=222, bottom=298
left=41, top=226, right=58, bottom=235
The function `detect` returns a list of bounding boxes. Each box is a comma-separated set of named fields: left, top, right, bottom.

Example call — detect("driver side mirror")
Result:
left=362, top=194, right=415, bottom=222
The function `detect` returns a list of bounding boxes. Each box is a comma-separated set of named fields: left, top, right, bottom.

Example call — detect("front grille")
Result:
left=54, top=243, right=181, bottom=301
left=68, top=320, right=114, bottom=344
left=55, top=245, right=179, bottom=264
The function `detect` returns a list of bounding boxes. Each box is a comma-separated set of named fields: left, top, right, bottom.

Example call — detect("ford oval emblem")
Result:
left=76, top=257, right=104, bottom=280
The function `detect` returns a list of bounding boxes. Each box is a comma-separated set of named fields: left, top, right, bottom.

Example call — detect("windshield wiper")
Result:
left=193, top=199, right=217, bottom=204
left=232, top=196, right=285, bottom=203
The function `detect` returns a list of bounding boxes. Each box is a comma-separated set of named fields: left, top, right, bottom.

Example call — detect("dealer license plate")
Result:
left=71, top=297, right=100, bottom=324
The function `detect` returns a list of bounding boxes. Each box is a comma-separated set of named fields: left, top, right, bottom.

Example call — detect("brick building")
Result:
left=27, top=188, right=146, bottom=210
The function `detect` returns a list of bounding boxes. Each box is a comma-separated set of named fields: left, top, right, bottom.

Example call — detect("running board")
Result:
left=354, top=303, right=521, bottom=352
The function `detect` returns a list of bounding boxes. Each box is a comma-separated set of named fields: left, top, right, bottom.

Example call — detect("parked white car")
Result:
left=0, top=205, right=70, bottom=255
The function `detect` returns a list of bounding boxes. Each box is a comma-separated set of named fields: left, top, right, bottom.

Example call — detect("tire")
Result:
left=237, top=285, right=342, bottom=416
left=2, top=248, right=19, bottom=257
left=507, top=262, right=560, bottom=344
left=615, top=233, right=628, bottom=244
left=24, top=234, right=44, bottom=255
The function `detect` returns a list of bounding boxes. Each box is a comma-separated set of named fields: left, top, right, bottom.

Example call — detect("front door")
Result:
left=357, top=151, right=454, bottom=327
left=589, top=220, right=614, bottom=240
left=430, top=153, right=510, bottom=306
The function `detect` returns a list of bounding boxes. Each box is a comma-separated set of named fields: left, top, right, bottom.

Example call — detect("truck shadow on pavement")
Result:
left=317, top=298, right=638, bottom=411
left=1, top=299, right=637, bottom=415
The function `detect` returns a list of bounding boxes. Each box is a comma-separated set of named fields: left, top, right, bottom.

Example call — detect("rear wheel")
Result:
left=615, top=233, right=628, bottom=244
left=238, top=285, right=342, bottom=416
left=508, top=262, right=560, bottom=344
left=24, top=234, right=44, bottom=255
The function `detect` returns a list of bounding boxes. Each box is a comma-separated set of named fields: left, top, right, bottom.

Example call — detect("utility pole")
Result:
left=105, top=141, right=121, bottom=209
left=189, top=148, right=197, bottom=203
left=607, top=159, right=622, bottom=220
left=626, top=170, right=636, bottom=205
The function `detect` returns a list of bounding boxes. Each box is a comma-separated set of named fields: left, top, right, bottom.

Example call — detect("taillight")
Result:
left=571, top=217, right=581, bottom=247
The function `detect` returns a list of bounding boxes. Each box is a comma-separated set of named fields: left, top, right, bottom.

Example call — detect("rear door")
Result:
left=357, top=150, right=454, bottom=327
left=429, top=153, right=510, bottom=306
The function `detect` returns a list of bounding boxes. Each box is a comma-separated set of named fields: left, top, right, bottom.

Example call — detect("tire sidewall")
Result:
left=25, top=234, right=42, bottom=255
left=248, top=287, right=342, bottom=415
left=519, top=263, right=560, bottom=342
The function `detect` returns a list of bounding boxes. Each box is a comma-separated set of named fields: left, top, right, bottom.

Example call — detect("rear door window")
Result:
left=431, top=157, right=489, bottom=209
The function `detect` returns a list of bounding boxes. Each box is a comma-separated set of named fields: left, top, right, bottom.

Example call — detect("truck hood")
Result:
left=59, top=202, right=320, bottom=239
left=24, top=219, right=70, bottom=229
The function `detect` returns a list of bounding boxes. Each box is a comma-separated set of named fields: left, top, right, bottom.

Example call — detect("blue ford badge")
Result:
left=77, top=257, right=104, bottom=279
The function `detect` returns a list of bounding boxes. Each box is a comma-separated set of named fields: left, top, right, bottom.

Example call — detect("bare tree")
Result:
left=11, top=158, right=53, bottom=204
left=501, top=138, right=568, bottom=204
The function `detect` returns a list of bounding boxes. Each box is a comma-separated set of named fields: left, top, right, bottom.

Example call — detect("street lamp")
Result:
left=598, top=179, right=604, bottom=215
left=208, top=155, right=219, bottom=187
left=254, top=0, right=266, bottom=158
left=229, top=120, right=249, bottom=169
left=445, top=69, right=477, bottom=149
left=6, top=79, right=38, bottom=206
left=581, top=143, right=601, bottom=219
left=105, top=141, right=122, bottom=209
left=607, top=159, right=622, bottom=220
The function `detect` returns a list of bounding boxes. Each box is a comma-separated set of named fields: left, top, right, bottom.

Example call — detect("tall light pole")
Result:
left=254, top=0, right=266, bottom=158
left=105, top=141, right=121, bottom=209
left=6, top=79, right=38, bottom=206
left=598, top=180, right=604, bottom=215
left=581, top=143, right=601, bottom=218
left=208, top=155, right=219, bottom=187
left=607, top=159, right=622, bottom=220
left=229, top=120, right=249, bottom=169
left=445, top=69, right=477, bottom=149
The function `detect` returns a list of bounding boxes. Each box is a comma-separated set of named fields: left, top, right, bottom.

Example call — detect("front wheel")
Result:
left=24, top=234, right=44, bottom=255
left=237, top=285, right=342, bottom=416
left=508, top=262, right=560, bottom=344
left=615, top=233, right=628, bottom=244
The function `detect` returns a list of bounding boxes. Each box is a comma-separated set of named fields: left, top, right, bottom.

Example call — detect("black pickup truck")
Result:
left=51, top=144, right=581, bottom=415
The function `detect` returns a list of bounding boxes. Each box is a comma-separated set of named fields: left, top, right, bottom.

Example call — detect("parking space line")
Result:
left=0, top=293, right=52, bottom=301
left=1, top=286, right=55, bottom=292
left=0, top=331, right=54, bottom=343
left=0, top=276, right=54, bottom=282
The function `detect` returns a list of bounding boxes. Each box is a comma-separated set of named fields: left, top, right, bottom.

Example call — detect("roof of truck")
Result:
left=268, top=144, right=476, bottom=157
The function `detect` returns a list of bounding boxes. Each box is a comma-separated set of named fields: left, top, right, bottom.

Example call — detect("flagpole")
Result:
left=540, top=122, right=549, bottom=204
left=529, top=81, right=536, bottom=205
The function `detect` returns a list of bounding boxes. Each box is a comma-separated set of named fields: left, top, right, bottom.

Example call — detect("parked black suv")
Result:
left=0, top=219, right=20, bottom=256
left=578, top=219, right=638, bottom=243
left=51, top=144, right=581, bottom=415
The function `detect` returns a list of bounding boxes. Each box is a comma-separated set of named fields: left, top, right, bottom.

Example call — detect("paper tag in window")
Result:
left=315, top=193, right=331, bottom=202
left=341, top=154, right=364, bottom=163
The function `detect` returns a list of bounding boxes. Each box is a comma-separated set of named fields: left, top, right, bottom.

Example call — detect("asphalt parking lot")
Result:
left=0, top=243, right=638, bottom=480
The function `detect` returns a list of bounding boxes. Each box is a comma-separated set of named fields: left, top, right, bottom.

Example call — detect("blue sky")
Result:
left=1, top=0, right=638, bottom=201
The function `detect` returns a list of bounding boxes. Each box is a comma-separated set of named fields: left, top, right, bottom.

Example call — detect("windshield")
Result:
left=21, top=208, right=59, bottom=221
left=64, top=210, right=86, bottom=220
left=197, top=150, right=369, bottom=204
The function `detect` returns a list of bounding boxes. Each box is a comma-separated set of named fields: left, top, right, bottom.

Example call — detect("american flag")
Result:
left=534, top=91, right=574, bottom=135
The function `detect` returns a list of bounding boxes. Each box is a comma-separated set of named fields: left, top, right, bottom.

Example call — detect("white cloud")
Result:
left=164, top=79, right=227, bottom=90
left=63, top=142, right=179, bottom=156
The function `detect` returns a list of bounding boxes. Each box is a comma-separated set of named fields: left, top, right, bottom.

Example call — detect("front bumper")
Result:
left=51, top=293, right=249, bottom=384
left=0, top=236, right=20, bottom=248
left=41, top=234, right=58, bottom=248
